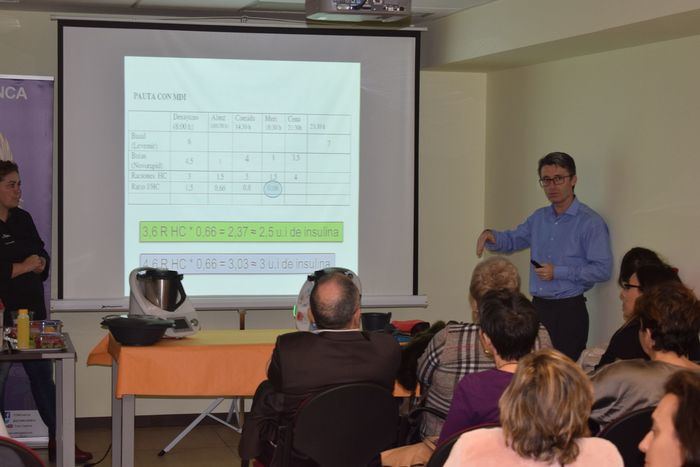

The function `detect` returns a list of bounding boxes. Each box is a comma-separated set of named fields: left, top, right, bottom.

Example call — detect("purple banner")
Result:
left=0, top=76, right=53, bottom=436
left=0, top=76, right=53, bottom=311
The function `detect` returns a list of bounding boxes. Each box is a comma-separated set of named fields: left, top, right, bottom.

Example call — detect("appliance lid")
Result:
left=138, top=269, right=183, bottom=281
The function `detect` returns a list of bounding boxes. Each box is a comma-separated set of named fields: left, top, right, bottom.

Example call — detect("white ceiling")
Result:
left=0, top=0, right=498, bottom=25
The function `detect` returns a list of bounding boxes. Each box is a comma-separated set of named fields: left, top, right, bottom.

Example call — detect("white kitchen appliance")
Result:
left=128, top=267, right=200, bottom=337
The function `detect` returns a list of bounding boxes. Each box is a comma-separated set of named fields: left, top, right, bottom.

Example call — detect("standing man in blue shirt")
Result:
left=475, top=152, right=612, bottom=361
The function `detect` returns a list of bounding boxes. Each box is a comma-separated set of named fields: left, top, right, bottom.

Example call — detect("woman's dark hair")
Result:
left=664, top=370, right=700, bottom=466
left=0, top=160, right=18, bottom=181
left=617, top=247, right=665, bottom=287
left=636, top=264, right=681, bottom=292
left=636, top=282, right=700, bottom=356
left=479, top=289, right=539, bottom=361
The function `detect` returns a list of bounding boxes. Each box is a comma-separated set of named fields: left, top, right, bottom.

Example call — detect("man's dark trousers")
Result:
left=533, top=295, right=588, bottom=361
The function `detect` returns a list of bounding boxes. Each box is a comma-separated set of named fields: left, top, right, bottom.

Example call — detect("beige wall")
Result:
left=422, top=0, right=700, bottom=69
left=485, top=34, right=700, bottom=345
left=0, top=10, right=487, bottom=417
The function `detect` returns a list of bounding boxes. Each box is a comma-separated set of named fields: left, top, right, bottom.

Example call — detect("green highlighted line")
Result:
left=140, top=221, right=343, bottom=242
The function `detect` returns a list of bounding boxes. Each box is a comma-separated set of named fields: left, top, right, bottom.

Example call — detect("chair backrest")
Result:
left=426, top=423, right=499, bottom=467
left=0, top=436, right=45, bottom=467
left=597, top=406, right=654, bottom=467
left=291, top=383, right=398, bottom=467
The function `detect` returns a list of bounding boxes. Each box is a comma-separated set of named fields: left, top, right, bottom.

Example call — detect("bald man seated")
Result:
left=239, top=270, right=401, bottom=465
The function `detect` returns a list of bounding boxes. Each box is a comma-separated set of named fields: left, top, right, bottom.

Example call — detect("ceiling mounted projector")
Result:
left=306, top=0, right=411, bottom=22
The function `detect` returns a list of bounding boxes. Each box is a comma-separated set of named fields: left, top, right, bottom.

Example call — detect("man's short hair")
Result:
left=537, top=152, right=576, bottom=176
left=309, top=272, right=360, bottom=329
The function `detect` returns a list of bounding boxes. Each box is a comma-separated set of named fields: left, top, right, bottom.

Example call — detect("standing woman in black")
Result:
left=0, top=160, right=92, bottom=463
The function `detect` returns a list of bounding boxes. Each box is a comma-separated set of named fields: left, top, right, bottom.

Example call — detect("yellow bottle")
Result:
left=17, top=308, right=30, bottom=350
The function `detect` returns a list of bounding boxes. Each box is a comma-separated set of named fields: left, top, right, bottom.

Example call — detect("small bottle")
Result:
left=17, top=308, right=30, bottom=349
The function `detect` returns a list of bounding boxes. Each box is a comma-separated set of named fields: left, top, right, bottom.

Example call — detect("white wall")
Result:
left=0, top=10, right=487, bottom=417
left=484, top=34, right=700, bottom=345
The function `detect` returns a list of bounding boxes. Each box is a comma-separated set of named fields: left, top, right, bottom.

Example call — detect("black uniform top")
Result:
left=0, top=207, right=50, bottom=322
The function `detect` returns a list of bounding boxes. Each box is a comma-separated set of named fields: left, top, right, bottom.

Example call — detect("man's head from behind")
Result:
left=309, top=271, right=361, bottom=330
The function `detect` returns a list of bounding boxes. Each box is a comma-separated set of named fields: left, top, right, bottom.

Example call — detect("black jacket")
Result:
left=0, top=207, right=50, bottom=321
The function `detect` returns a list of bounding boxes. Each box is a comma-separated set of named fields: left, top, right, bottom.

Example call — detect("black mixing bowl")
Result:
left=101, top=315, right=175, bottom=346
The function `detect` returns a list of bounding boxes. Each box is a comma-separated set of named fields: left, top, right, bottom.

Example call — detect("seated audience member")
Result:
left=590, top=282, right=700, bottom=431
left=597, top=256, right=699, bottom=370
left=238, top=270, right=401, bottom=465
left=595, top=247, right=665, bottom=369
left=639, top=370, right=700, bottom=467
left=445, top=349, right=623, bottom=467
left=417, top=257, right=552, bottom=437
left=438, top=289, right=539, bottom=443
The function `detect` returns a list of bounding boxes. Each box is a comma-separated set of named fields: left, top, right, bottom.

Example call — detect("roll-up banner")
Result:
left=0, top=75, right=54, bottom=443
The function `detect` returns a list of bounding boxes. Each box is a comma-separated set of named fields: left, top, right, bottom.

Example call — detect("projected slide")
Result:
left=124, top=57, right=360, bottom=295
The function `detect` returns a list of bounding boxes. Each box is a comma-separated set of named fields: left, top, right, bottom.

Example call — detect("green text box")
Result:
left=140, top=221, right=343, bottom=242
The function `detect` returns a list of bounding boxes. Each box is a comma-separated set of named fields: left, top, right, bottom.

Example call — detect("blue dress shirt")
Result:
left=486, top=198, right=612, bottom=299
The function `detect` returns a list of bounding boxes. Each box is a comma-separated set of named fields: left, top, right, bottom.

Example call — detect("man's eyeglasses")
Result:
left=621, top=282, right=642, bottom=291
left=538, top=175, right=573, bottom=187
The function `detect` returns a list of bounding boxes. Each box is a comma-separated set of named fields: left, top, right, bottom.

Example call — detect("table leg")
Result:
left=55, top=357, right=76, bottom=467
left=111, top=362, right=121, bottom=467
left=112, top=361, right=135, bottom=467
left=238, top=309, right=247, bottom=330
left=121, top=395, right=135, bottom=467
left=159, top=397, right=226, bottom=455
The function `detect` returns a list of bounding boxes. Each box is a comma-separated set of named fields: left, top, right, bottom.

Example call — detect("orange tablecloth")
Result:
left=88, top=329, right=415, bottom=398
left=88, top=329, right=292, bottom=398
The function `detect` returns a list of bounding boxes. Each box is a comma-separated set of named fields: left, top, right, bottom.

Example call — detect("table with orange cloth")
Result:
left=88, top=329, right=415, bottom=467
left=87, top=329, right=290, bottom=398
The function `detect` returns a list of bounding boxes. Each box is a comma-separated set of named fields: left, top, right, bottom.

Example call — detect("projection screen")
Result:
left=58, top=20, right=420, bottom=308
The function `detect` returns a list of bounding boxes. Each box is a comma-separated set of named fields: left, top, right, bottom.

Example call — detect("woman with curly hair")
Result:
left=590, top=281, right=700, bottom=431
left=596, top=249, right=699, bottom=370
left=445, top=349, right=623, bottom=466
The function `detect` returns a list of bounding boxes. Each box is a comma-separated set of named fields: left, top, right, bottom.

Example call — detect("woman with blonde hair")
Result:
left=445, top=349, right=623, bottom=466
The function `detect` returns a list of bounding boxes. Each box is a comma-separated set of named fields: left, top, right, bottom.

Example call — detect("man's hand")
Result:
left=476, top=230, right=496, bottom=257
left=534, top=263, right=554, bottom=281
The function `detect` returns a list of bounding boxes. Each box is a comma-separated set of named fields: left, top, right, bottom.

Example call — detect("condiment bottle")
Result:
left=17, top=308, right=30, bottom=349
